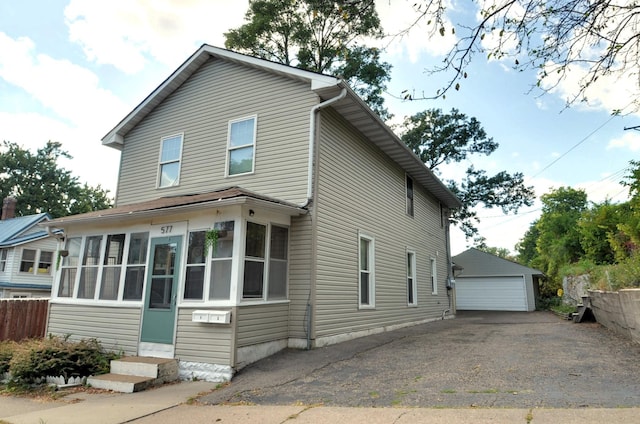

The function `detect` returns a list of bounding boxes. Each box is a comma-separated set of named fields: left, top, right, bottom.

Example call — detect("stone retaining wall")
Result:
left=589, top=289, right=640, bottom=345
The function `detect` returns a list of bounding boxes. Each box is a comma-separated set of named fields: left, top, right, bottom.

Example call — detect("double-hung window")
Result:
left=210, top=221, right=234, bottom=300
left=99, top=234, right=125, bottom=300
left=78, top=236, right=102, bottom=299
left=227, top=116, right=256, bottom=176
left=158, top=134, right=183, bottom=188
left=184, top=231, right=206, bottom=300
left=123, top=232, right=149, bottom=300
left=19, top=249, right=36, bottom=273
left=20, top=249, right=54, bottom=274
left=0, top=249, right=6, bottom=272
left=406, top=175, right=414, bottom=217
left=359, top=233, right=375, bottom=308
left=243, top=222, right=266, bottom=298
left=407, top=251, right=417, bottom=306
left=59, top=238, right=82, bottom=297
left=430, top=257, right=438, bottom=295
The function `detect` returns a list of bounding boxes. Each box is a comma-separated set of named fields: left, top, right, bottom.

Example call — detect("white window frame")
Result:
left=0, top=249, right=7, bottom=272
left=157, top=133, right=184, bottom=188
left=406, top=174, right=414, bottom=217
left=430, top=257, right=438, bottom=295
left=226, top=115, right=257, bottom=177
left=358, top=232, right=375, bottom=309
left=407, top=250, right=417, bottom=306
left=19, top=248, right=54, bottom=275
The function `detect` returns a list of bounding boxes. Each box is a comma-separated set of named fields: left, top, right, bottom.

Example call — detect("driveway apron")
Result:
left=199, top=311, right=640, bottom=408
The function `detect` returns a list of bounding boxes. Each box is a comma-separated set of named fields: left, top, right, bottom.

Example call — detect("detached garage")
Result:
left=452, top=248, right=544, bottom=312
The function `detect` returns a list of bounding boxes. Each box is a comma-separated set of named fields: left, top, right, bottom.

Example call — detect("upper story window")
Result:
left=0, top=249, right=7, bottom=272
left=227, top=116, right=257, bottom=176
left=19, top=248, right=54, bottom=275
left=406, top=175, right=414, bottom=217
left=158, top=134, right=183, bottom=188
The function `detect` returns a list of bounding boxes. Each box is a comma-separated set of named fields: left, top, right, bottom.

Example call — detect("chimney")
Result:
left=2, top=196, right=17, bottom=220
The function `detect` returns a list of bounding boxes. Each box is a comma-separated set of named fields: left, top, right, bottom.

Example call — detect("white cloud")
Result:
left=64, top=0, right=250, bottom=74
left=607, top=131, right=640, bottom=152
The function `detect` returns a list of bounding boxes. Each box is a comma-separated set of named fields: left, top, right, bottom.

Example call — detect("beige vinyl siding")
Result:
left=175, top=307, right=234, bottom=365
left=287, top=214, right=313, bottom=339
left=313, top=109, right=450, bottom=338
left=47, top=303, right=140, bottom=355
left=236, top=303, right=289, bottom=347
left=116, top=57, right=317, bottom=206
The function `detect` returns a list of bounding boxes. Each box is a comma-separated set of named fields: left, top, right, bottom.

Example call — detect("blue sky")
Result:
left=0, top=0, right=638, bottom=255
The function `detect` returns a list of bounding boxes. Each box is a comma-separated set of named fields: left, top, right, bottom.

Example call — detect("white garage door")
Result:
left=456, top=276, right=528, bottom=311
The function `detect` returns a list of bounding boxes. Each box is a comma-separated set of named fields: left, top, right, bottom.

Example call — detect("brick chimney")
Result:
left=2, top=196, right=17, bottom=220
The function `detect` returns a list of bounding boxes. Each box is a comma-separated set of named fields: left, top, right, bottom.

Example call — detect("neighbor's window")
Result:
left=359, top=233, right=375, bottom=308
left=430, top=257, right=438, bottom=295
left=19, top=249, right=36, bottom=273
left=99, top=234, right=125, bottom=300
left=227, top=116, right=256, bottom=176
left=38, top=251, right=53, bottom=274
left=0, top=249, right=6, bottom=272
left=158, top=134, right=183, bottom=187
left=407, top=251, right=417, bottom=306
left=210, top=221, right=234, bottom=301
left=406, top=175, right=414, bottom=217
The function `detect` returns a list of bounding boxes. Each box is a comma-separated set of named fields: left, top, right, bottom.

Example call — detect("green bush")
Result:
left=4, top=336, right=119, bottom=386
left=589, top=255, right=640, bottom=291
left=0, top=341, right=16, bottom=375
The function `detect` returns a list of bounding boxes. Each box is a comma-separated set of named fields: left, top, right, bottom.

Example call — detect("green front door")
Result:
left=140, top=236, right=182, bottom=345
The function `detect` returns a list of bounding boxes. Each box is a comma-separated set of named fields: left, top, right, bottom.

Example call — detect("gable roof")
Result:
left=101, top=44, right=461, bottom=209
left=0, top=213, right=52, bottom=248
left=41, top=187, right=305, bottom=227
left=452, top=248, right=544, bottom=277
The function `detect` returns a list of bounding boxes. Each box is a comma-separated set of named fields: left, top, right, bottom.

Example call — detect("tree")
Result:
left=577, top=200, right=624, bottom=265
left=401, top=1, right=640, bottom=107
left=0, top=141, right=112, bottom=218
left=478, top=245, right=516, bottom=261
left=400, top=108, right=535, bottom=241
left=225, top=0, right=393, bottom=120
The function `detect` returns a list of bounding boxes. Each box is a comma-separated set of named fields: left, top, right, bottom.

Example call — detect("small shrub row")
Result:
left=0, top=335, right=119, bottom=388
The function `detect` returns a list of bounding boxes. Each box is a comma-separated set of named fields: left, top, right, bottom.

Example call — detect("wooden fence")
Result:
left=0, top=298, right=49, bottom=341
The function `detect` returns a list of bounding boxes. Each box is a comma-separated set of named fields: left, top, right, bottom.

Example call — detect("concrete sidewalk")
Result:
left=1, top=381, right=639, bottom=424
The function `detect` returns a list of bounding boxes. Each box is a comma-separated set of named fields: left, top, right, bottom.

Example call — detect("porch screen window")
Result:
left=268, top=225, right=288, bottom=300
left=78, top=236, right=102, bottom=299
left=123, top=232, right=149, bottom=301
left=359, top=234, right=375, bottom=308
left=58, top=237, right=81, bottom=297
left=19, top=249, right=36, bottom=273
left=210, top=221, right=234, bottom=301
left=243, top=221, right=266, bottom=298
left=431, top=257, right=438, bottom=295
left=99, top=234, right=125, bottom=300
left=407, top=251, right=417, bottom=306
left=227, top=116, right=256, bottom=176
left=158, top=134, right=183, bottom=188
left=406, top=175, right=414, bottom=217
left=0, top=249, right=6, bottom=272
left=184, top=231, right=205, bottom=300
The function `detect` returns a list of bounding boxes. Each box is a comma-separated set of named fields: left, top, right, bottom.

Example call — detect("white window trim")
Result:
left=156, top=133, right=184, bottom=189
left=19, top=248, right=54, bottom=275
left=430, top=257, right=438, bottom=295
left=226, top=115, right=257, bottom=177
left=358, top=232, right=375, bottom=309
left=407, top=249, right=417, bottom=306
left=0, top=249, right=7, bottom=272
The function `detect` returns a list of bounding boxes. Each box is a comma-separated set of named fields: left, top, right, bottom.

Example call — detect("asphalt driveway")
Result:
left=200, top=311, right=640, bottom=408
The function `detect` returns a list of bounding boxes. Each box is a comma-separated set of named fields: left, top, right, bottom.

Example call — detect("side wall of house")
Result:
left=116, top=57, right=317, bottom=207
left=287, top=214, right=313, bottom=341
left=175, top=307, right=234, bottom=365
left=312, top=109, right=451, bottom=341
left=5, top=238, right=58, bottom=290
left=47, top=303, right=141, bottom=355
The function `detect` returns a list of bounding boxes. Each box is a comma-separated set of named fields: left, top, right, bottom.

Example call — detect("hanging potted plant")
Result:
left=204, top=228, right=220, bottom=256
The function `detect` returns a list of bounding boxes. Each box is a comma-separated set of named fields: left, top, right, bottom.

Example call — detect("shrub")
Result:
left=0, top=341, right=16, bottom=375
left=589, top=255, right=640, bottom=291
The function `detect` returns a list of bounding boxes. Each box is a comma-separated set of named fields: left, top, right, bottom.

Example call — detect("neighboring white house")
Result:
left=453, top=248, right=543, bottom=312
left=0, top=198, right=59, bottom=298
left=41, top=45, right=461, bottom=382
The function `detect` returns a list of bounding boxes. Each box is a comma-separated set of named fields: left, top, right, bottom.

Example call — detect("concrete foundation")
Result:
left=589, top=288, right=640, bottom=345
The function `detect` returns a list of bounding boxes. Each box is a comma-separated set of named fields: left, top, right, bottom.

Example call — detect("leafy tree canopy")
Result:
left=402, top=0, right=640, bottom=108
left=225, top=0, right=392, bottom=120
left=401, top=108, right=535, bottom=242
left=0, top=141, right=112, bottom=218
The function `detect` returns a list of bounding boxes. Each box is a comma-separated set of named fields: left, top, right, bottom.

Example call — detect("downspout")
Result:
left=303, top=86, right=347, bottom=351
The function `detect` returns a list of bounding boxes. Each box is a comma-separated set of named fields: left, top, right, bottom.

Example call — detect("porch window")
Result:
left=184, top=231, right=206, bottom=300
left=359, top=233, right=375, bottom=308
left=123, top=232, right=149, bottom=300
left=268, top=225, right=288, bottom=300
left=58, top=237, right=81, bottom=297
left=78, top=236, right=102, bottom=299
left=227, top=116, right=256, bottom=176
left=99, top=234, right=125, bottom=300
left=243, top=222, right=266, bottom=298
left=158, top=134, right=183, bottom=188
left=210, top=221, right=234, bottom=300
left=407, top=250, right=417, bottom=306
left=0, top=249, right=6, bottom=272
left=19, top=249, right=36, bottom=273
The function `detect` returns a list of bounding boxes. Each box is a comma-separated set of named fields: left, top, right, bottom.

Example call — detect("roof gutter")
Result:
left=302, top=86, right=347, bottom=207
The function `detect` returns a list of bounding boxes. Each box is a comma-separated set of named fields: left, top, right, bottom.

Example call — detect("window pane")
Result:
left=63, top=237, right=82, bottom=267
left=160, top=162, right=180, bottom=187
left=0, top=249, right=6, bottom=272
left=268, top=260, right=287, bottom=299
left=103, top=234, right=125, bottom=265
left=187, top=231, right=205, bottom=264
left=83, top=236, right=102, bottom=266
left=243, top=260, right=264, bottom=298
left=246, top=222, right=266, bottom=258
left=360, top=239, right=369, bottom=271
left=184, top=265, right=205, bottom=299
left=20, top=249, right=36, bottom=272
left=100, top=267, right=121, bottom=300
left=270, top=226, right=288, bottom=260
left=78, top=267, right=98, bottom=299
left=360, top=272, right=369, bottom=305
left=39, top=251, right=53, bottom=274
left=229, top=147, right=253, bottom=175
left=149, top=277, right=172, bottom=309
left=128, top=232, right=149, bottom=264
left=229, top=118, right=255, bottom=147
left=152, top=243, right=176, bottom=276
left=58, top=268, right=77, bottom=297
left=161, top=135, right=182, bottom=162
left=213, top=221, right=234, bottom=258
left=408, top=278, right=414, bottom=304
left=123, top=266, right=145, bottom=300
left=210, top=260, right=232, bottom=300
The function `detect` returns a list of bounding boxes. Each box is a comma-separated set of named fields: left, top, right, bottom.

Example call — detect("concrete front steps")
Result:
left=87, top=356, right=179, bottom=393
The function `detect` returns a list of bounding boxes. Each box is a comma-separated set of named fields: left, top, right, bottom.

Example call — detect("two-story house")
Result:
left=41, top=45, right=461, bottom=382
left=0, top=197, right=58, bottom=298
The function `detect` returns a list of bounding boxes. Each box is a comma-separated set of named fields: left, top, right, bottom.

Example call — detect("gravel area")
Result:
left=199, top=311, right=640, bottom=408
